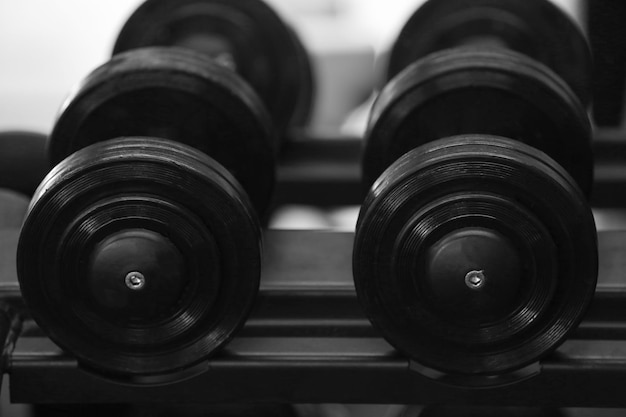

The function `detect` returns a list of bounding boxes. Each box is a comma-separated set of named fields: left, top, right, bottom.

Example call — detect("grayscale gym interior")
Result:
left=1, top=0, right=626, bottom=416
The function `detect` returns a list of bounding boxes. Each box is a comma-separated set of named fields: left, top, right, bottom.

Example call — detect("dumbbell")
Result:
left=113, top=0, right=314, bottom=136
left=385, top=0, right=591, bottom=107
left=17, top=47, right=273, bottom=382
left=353, top=0, right=597, bottom=381
left=0, top=131, right=48, bottom=227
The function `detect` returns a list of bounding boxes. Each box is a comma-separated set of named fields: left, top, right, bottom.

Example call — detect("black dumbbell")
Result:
left=47, top=47, right=274, bottom=214
left=17, top=47, right=272, bottom=382
left=353, top=2, right=597, bottom=382
left=362, top=48, right=593, bottom=195
left=385, top=0, right=591, bottom=107
left=0, top=130, right=49, bottom=228
left=113, top=0, right=314, bottom=136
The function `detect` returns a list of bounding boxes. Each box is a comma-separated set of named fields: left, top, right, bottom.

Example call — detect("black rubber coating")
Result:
left=113, top=0, right=314, bottom=134
left=354, top=135, right=597, bottom=377
left=18, top=137, right=261, bottom=382
left=49, top=46, right=276, bottom=215
left=387, top=0, right=592, bottom=106
left=364, top=48, right=592, bottom=197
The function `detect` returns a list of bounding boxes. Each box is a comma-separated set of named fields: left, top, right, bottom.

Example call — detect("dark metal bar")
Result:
left=273, top=130, right=626, bottom=208
left=0, top=308, right=12, bottom=393
left=274, top=135, right=362, bottom=207
left=9, top=335, right=626, bottom=407
left=588, top=0, right=626, bottom=126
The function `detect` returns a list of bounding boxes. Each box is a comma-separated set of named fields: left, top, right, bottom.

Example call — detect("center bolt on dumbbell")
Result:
left=125, top=272, right=146, bottom=291
left=16, top=0, right=313, bottom=384
left=465, top=270, right=485, bottom=291
left=353, top=0, right=598, bottom=385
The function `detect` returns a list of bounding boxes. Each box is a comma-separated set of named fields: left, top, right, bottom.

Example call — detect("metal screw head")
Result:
left=465, top=270, right=486, bottom=290
left=125, top=271, right=146, bottom=291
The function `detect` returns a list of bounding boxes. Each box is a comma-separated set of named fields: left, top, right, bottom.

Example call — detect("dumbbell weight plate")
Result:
left=0, top=131, right=48, bottom=196
left=354, top=135, right=597, bottom=378
left=364, top=48, right=592, bottom=196
left=49, top=46, right=275, bottom=215
left=387, top=0, right=592, bottom=106
left=18, top=137, right=261, bottom=381
left=113, top=0, right=314, bottom=134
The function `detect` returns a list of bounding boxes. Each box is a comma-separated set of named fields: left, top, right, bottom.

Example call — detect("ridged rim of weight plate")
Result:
left=113, top=0, right=314, bottom=134
left=354, top=134, right=597, bottom=378
left=364, top=47, right=592, bottom=197
left=49, top=46, right=275, bottom=215
left=386, top=0, right=592, bottom=106
left=18, top=137, right=261, bottom=382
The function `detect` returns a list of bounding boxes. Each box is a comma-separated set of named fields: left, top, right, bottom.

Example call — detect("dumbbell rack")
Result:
left=0, top=130, right=625, bottom=407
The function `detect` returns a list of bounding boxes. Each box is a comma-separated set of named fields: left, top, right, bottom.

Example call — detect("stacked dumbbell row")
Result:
left=354, top=0, right=597, bottom=382
left=13, top=0, right=314, bottom=383
left=6, top=0, right=599, bottom=389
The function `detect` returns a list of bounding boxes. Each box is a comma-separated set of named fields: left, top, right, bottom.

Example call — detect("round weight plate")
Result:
left=49, top=46, right=275, bottom=215
left=0, top=131, right=49, bottom=196
left=364, top=48, right=592, bottom=197
left=113, top=0, right=314, bottom=134
left=354, top=135, right=597, bottom=378
left=0, top=188, right=29, bottom=228
left=18, top=137, right=261, bottom=382
left=387, top=0, right=592, bottom=106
